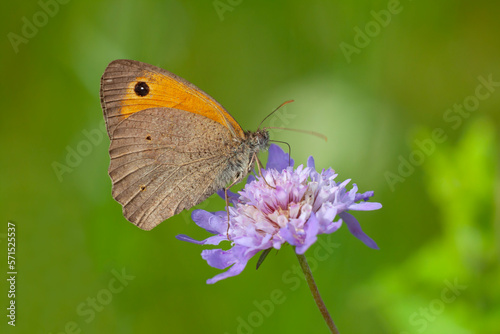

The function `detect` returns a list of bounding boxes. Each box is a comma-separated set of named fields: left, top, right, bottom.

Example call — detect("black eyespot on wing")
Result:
left=146, top=135, right=152, bottom=141
left=134, top=82, right=150, bottom=97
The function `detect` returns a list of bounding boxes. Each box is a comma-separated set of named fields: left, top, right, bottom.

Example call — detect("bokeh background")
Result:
left=2, top=0, right=499, bottom=333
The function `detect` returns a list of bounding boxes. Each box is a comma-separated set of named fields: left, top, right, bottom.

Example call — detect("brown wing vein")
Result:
left=110, top=159, right=157, bottom=183
left=129, top=155, right=221, bottom=223
left=114, top=153, right=224, bottom=211
left=119, top=165, right=164, bottom=207
left=138, top=156, right=225, bottom=225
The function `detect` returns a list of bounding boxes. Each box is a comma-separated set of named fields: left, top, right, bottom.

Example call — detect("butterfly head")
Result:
left=246, top=129, right=270, bottom=153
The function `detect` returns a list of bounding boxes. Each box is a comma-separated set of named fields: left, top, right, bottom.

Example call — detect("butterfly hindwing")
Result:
left=109, top=107, right=235, bottom=230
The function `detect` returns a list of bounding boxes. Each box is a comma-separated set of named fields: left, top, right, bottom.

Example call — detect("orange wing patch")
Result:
left=101, top=60, right=244, bottom=139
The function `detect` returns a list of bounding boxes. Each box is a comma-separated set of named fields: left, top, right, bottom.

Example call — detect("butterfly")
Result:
left=100, top=60, right=270, bottom=230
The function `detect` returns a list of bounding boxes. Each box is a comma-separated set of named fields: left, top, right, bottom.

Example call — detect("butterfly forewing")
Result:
left=100, top=59, right=245, bottom=139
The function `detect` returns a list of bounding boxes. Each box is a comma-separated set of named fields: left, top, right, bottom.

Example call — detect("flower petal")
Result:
left=266, top=144, right=294, bottom=171
left=355, top=191, right=374, bottom=202
left=202, top=246, right=259, bottom=284
left=175, top=234, right=227, bottom=245
left=295, top=212, right=320, bottom=254
left=339, top=212, right=379, bottom=249
left=307, top=156, right=315, bottom=169
left=316, top=202, right=339, bottom=232
left=349, top=202, right=382, bottom=211
left=216, top=188, right=239, bottom=205
left=192, top=210, right=227, bottom=234
left=324, top=220, right=342, bottom=234
left=202, top=248, right=239, bottom=269
left=246, top=174, right=256, bottom=185
left=175, top=234, right=205, bottom=244
left=279, top=223, right=297, bottom=245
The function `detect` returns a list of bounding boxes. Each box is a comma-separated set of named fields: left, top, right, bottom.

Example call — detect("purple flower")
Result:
left=176, top=144, right=382, bottom=284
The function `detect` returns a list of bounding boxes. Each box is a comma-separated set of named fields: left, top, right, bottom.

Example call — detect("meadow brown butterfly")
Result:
left=100, top=59, right=270, bottom=230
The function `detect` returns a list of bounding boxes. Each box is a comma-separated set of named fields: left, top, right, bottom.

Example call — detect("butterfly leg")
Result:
left=254, top=153, right=275, bottom=189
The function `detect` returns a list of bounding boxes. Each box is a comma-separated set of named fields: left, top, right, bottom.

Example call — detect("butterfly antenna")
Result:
left=267, top=127, right=327, bottom=142
left=257, top=100, right=295, bottom=131
left=269, top=140, right=292, bottom=166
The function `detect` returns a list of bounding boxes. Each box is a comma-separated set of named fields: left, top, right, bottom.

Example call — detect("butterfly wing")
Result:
left=109, top=107, right=235, bottom=230
left=100, top=59, right=245, bottom=140
left=100, top=59, right=249, bottom=229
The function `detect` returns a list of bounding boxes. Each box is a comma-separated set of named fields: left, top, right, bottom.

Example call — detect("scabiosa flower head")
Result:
left=177, top=144, right=382, bottom=284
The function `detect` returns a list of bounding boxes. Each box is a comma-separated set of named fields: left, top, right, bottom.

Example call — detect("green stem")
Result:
left=295, top=251, right=340, bottom=334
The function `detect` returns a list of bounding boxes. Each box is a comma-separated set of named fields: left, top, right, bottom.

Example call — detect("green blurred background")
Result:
left=1, top=0, right=499, bottom=333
